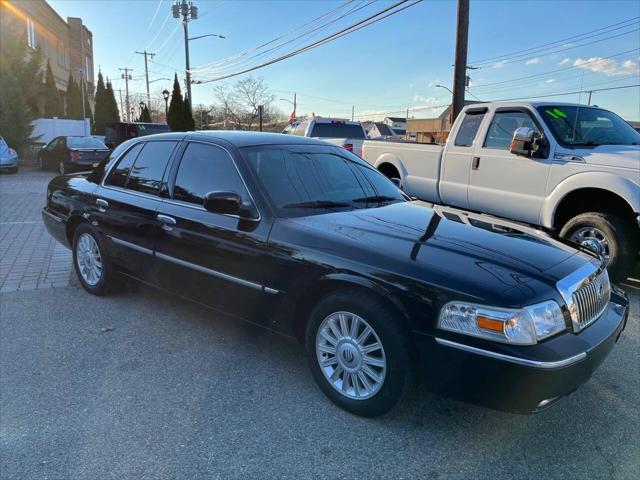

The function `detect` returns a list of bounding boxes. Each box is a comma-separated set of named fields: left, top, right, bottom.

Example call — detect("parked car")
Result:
left=42, top=131, right=629, bottom=417
left=0, top=136, right=19, bottom=173
left=38, top=136, right=111, bottom=175
left=104, top=122, right=170, bottom=149
left=362, top=102, right=640, bottom=280
left=283, top=117, right=367, bottom=156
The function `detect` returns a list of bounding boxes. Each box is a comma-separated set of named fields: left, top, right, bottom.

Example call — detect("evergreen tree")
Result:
left=93, top=71, right=107, bottom=134
left=21, top=46, right=45, bottom=118
left=105, top=79, right=121, bottom=123
left=183, top=97, right=195, bottom=131
left=65, top=74, right=82, bottom=119
left=43, top=61, right=63, bottom=118
left=81, top=79, right=93, bottom=128
left=0, top=29, right=37, bottom=148
left=167, top=74, right=184, bottom=131
left=140, top=105, right=152, bottom=123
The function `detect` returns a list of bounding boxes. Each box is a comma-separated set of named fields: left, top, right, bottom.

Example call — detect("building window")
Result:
left=85, top=55, right=90, bottom=80
left=57, top=41, right=65, bottom=66
left=26, top=18, right=37, bottom=49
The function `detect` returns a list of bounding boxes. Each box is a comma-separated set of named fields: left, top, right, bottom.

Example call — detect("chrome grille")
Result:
left=571, top=269, right=610, bottom=332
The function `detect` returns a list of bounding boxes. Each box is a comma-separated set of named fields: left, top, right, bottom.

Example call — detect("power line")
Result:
left=490, top=83, right=639, bottom=102
left=469, top=16, right=639, bottom=64
left=191, top=0, right=376, bottom=75
left=470, top=47, right=639, bottom=89
left=193, top=0, right=423, bottom=83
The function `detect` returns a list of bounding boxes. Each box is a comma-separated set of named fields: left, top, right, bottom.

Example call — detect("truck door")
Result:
left=439, top=108, right=488, bottom=208
left=467, top=108, right=551, bottom=224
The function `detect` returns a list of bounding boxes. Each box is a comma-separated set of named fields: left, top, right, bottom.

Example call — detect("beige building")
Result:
left=0, top=0, right=95, bottom=111
left=407, top=102, right=480, bottom=143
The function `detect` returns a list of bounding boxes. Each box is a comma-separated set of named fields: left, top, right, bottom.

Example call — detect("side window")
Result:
left=173, top=143, right=247, bottom=206
left=293, top=122, right=308, bottom=136
left=104, top=143, right=144, bottom=188
left=454, top=112, right=486, bottom=147
left=484, top=111, right=540, bottom=150
left=47, top=138, right=60, bottom=150
left=282, top=124, right=293, bottom=135
left=126, top=141, right=177, bottom=195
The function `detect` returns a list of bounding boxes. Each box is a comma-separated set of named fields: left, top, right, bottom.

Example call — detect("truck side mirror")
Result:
left=510, top=127, right=546, bottom=158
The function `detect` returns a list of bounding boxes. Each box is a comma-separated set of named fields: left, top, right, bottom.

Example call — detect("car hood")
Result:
left=563, top=145, right=640, bottom=171
left=281, top=201, right=594, bottom=304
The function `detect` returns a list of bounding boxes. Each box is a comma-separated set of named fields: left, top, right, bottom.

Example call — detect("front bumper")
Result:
left=416, top=297, right=629, bottom=413
left=0, top=158, right=18, bottom=169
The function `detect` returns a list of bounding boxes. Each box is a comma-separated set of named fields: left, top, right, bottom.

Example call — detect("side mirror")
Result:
left=390, top=177, right=401, bottom=188
left=203, top=191, right=258, bottom=219
left=510, top=127, right=546, bottom=158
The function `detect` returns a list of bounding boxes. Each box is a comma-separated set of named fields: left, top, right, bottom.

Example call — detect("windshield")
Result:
left=242, top=145, right=406, bottom=217
left=537, top=106, right=640, bottom=147
left=0, top=136, right=6, bottom=148
left=309, top=123, right=366, bottom=139
left=67, top=137, right=108, bottom=149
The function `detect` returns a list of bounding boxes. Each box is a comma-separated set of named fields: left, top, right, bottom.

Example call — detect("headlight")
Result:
left=438, top=300, right=566, bottom=345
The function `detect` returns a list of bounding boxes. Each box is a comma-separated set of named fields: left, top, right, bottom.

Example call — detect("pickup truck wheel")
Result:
left=72, top=223, right=119, bottom=295
left=560, top=212, right=634, bottom=281
left=305, top=290, right=411, bottom=417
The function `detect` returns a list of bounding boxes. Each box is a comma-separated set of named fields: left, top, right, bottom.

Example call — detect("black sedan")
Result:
left=38, top=136, right=111, bottom=175
left=41, top=132, right=629, bottom=416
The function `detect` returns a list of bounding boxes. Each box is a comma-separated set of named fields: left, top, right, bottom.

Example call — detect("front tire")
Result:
left=305, top=289, right=411, bottom=417
left=560, top=212, right=635, bottom=281
left=72, top=223, right=118, bottom=295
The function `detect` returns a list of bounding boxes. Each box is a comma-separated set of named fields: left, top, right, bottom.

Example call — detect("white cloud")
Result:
left=545, top=79, right=555, bottom=83
left=573, top=57, right=639, bottom=76
left=559, top=57, right=571, bottom=65
left=427, top=79, right=440, bottom=88
left=492, top=60, right=507, bottom=68
left=412, top=94, right=438, bottom=104
left=525, top=57, right=540, bottom=65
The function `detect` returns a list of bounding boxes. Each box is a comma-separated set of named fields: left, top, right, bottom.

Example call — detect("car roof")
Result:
left=188, top=130, right=332, bottom=147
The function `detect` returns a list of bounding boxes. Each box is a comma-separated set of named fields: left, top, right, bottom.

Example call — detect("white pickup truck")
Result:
left=362, top=101, right=640, bottom=279
left=283, top=117, right=367, bottom=156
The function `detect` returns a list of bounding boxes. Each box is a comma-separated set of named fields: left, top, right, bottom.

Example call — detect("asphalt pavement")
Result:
left=0, top=168, right=639, bottom=479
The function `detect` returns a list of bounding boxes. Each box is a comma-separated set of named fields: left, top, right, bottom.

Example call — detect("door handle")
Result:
left=96, top=198, right=109, bottom=212
left=472, top=156, right=480, bottom=170
left=157, top=214, right=176, bottom=231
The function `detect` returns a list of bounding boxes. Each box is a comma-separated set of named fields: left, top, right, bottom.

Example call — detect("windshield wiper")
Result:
left=282, top=200, right=352, bottom=209
left=352, top=195, right=399, bottom=204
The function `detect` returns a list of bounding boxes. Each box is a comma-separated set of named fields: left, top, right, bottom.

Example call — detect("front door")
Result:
left=467, top=108, right=551, bottom=224
left=93, top=140, right=178, bottom=280
left=153, top=141, right=276, bottom=324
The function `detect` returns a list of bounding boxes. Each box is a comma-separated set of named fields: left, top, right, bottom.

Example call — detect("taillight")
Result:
left=70, top=151, right=81, bottom=160
left=342, top=143, right=353, bottom=152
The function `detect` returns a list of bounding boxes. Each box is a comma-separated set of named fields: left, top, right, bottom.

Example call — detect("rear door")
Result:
left=153, top=141, right=276, bottom=324
left=467, top=108, right=551, bottom=224
left=439, top=108, right=488, bottom=208
left=93, top=140, right=178, bottom=279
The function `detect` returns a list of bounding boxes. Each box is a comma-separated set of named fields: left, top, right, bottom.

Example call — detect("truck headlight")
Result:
left=438, top=300, right=566, bottom=345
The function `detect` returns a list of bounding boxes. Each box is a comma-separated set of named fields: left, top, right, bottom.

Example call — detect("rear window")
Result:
left=67, top=137, right=107, bottom=149
left=309, top=123, right=366, bottom=139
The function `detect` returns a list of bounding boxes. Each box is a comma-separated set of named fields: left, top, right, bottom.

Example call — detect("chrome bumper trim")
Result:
left=108, top=236, right=154, bottom=255
left=41, top=208, right=64, bottom=223
left=435, top=338, right=587, bottom=369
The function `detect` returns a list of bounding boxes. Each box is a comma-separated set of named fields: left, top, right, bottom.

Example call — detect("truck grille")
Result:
left=570, top=269, right=610, bottom=332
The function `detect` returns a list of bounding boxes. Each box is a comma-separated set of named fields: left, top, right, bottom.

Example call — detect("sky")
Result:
left=47, top=0, right=640, bottom=121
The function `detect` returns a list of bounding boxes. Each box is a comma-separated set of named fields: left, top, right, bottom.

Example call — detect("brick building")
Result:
left=0, top=0, right=95, bottom=113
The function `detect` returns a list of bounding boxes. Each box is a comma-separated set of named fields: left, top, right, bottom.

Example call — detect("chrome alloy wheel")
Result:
left=570, top=227, right=611, bottom=262
left=316, top=311, right=386, bottom=400
left=76, top=233, right=103, bottom=286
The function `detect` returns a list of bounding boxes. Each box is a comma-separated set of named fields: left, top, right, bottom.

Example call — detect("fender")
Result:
left=317, top=273, right=412, bottom=324
left=541, top=171, right=640, bottom=228
left=372, top=153, right=408, bottom=179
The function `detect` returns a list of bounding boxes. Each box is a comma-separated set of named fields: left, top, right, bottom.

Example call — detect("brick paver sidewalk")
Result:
left=0, top=168, right=73, bottom=293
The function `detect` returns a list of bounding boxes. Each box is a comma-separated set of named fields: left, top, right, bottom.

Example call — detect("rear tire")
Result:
left=59, top=161, right=67, bottom=175
left=305, top=289, right=411, bottom=417
left=72, top=223, right=120, bottom=295
left=560, top=212, right=636, bottom=281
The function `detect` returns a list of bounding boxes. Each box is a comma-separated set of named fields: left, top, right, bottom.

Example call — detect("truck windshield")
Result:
left=309, top=123, right=366, bottom=139
left=537, top=106, right=639, bottom=147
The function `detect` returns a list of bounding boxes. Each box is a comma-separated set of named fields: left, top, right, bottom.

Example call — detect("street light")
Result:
left=434, top=84, right=454, bottom=95
left=188, top=33, right=225, bottom=41
left=162, top=89, right=170, bottom=121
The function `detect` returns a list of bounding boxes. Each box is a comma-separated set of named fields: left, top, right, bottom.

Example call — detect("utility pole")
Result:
left=452, top=0, right=470, bottom=123
left=587, top=90, right=593, bottom=105
left=78, top=69, right=87, bottom=134
left=135, top=50, right=155, bottom=107
left=173, top=0, right=198, bottom=104
left=351, top=105, right=354, bottom=122
left=119, top=67, right=133, bottom=122
left=116, top=89, right=124, bottom=121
